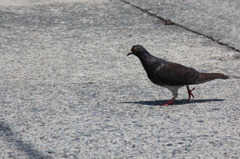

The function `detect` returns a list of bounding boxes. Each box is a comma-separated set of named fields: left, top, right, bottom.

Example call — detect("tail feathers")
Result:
left=194, top=73, right=229, bottom=84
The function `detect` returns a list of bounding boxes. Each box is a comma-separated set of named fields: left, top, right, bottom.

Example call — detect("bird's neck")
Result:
left=138, top=52, right=155, bottom=70
left=138, top=52, right=153, bottom=64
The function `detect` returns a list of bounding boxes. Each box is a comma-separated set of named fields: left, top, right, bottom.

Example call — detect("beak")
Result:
left=127, top=51, right=133, bottom=56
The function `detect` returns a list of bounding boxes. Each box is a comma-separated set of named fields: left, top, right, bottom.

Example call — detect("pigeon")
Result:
left=127, top=45, right=229, bottom=106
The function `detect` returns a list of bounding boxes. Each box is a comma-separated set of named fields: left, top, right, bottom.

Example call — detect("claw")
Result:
left=186, top=86, right=195, bottom=102
left=159, top=98, right=175, bottom=106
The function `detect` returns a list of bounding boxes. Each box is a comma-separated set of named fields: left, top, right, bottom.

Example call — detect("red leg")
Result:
left=159, top=98, right=175, bottom=106
left=186, top=85, right=195, bottom=102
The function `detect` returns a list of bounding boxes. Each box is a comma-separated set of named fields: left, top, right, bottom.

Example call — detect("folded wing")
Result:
left=154, top=60, right=228, bottom=86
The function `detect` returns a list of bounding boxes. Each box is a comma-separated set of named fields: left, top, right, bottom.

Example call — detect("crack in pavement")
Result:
left=120, top=0, right=240, bottom=53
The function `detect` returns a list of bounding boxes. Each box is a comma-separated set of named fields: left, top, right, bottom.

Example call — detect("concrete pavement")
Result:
left=0, top=0, right=240, bottom=158
left=123, top=0, right=240, bottom=51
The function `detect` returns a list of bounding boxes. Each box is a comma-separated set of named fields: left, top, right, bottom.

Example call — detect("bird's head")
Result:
left=127, top=45, right=148, bottom=57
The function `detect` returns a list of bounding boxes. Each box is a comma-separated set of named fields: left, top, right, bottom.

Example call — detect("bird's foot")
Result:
left=159, top=98, right=175, bottom=106
left=186, top=86, right=195, bottom=102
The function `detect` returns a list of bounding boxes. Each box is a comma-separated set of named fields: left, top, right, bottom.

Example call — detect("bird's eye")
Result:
left=134, top=47, right=138, bottom=51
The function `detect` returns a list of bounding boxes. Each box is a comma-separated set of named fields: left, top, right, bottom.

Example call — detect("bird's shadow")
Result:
left=122, top=99, right=224, bottom=106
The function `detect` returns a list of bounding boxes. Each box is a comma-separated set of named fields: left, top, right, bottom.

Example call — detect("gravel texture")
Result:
left=123, top=0, right=240, bottom=51
left=0, top=0, right=240, bottom=158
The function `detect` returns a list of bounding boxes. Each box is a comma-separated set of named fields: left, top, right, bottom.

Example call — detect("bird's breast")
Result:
left=147, top=72, right=165, bottom=86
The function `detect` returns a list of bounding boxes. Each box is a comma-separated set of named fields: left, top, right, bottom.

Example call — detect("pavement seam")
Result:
left=120, top=0, right=240, bottom=53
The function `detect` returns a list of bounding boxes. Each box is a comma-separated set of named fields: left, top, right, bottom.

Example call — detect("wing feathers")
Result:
left=154, top=61, right=199, bottom=86
left=154, top=60, right=228, bottom=86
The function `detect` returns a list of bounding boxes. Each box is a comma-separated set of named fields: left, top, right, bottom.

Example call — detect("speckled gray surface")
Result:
left=0, top=0, right=240, bottom=158
left=123, top=0, right=240, bottom=51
